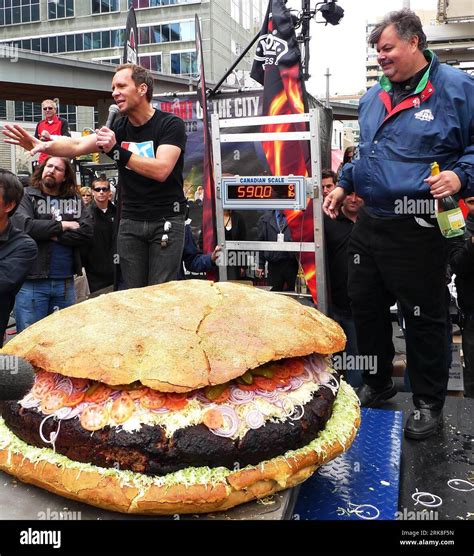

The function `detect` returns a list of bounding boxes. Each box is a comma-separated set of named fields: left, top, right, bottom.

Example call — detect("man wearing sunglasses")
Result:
left=34, top=100, right=70, bottom=165
left=82, top=178, right=117, bottom=294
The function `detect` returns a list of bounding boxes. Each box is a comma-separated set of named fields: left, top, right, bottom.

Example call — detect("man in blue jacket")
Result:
left=324, top=9, right=473, bottom=440
left=0, top=170, right=37, bottom=346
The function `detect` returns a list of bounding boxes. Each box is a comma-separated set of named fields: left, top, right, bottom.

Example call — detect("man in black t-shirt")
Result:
left=3, top=64, right=186, bottom=289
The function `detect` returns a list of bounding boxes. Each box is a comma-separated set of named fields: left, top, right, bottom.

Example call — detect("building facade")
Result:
left=0, top=0, right=265, bottom=134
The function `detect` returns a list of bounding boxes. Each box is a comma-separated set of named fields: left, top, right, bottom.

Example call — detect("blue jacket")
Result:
left=179, top=224, right=213, bottom=278
left=340, top=52, right=474, bottom=216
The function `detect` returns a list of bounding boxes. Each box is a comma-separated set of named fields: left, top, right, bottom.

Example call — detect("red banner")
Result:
left=195, top=14, right=216, bottom=259
left=251, top=0, right=317, bottom=302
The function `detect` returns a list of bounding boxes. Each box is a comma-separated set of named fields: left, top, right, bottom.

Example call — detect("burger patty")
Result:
left=0, top=380, right=338, bottom=476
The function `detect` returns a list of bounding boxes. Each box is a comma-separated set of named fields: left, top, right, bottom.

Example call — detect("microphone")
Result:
left=105, top=104, right=120, bottom=129
left=0, top=356, right=35, bottom=401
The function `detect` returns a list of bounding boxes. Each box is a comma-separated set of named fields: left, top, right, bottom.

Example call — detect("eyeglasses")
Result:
left=93, top=187, right=110, bottom=192
left=42, top=107, right=55, bottom=111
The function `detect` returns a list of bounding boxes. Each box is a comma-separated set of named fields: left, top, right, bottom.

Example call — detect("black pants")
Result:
left=348, top=210, right=449, bottom=410
left=268, top=258, right=298, bottom=292
left=462, top=316, right=474, bottom=398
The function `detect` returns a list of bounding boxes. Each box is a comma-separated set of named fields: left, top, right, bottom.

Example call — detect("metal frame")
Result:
left=211, top=109, right=327, bottom=313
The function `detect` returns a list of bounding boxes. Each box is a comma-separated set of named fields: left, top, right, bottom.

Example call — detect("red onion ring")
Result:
left=54, top=407, right=73, bottom=420
left=151, top=407, right=170, bottom=414
left=255, top=388, right=279, bottom=400
left=229, top=387, right=255, bottom=404
left=245, top=408, right=264, bottom=429
left=55, top=377, right=73, bottom=395
left=289, top=377, right=304, bottom=390
left=209, top=405, right=239, bottom=438
left=67, top=402, right=90, bottom=419
left=19, top=393, right=41, bottom=409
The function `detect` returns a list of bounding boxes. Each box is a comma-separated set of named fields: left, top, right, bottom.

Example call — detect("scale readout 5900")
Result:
left=220, top=175, right=307, bottom=211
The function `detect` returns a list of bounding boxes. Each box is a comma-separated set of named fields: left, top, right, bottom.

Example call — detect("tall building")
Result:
left=0, top=0, right=265, bottom=129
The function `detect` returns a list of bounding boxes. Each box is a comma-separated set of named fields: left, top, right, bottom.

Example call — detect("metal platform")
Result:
left=294, top=407, right=403, bottom=520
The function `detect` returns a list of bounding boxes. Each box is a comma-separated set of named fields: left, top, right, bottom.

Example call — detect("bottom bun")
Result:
left=0, top=381, right=360, bottom=515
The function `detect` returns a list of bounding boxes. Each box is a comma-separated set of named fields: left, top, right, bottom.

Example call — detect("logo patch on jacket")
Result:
left=121, top=141, right=155, bottom=158
left=414, top=109, right=434, bottom=122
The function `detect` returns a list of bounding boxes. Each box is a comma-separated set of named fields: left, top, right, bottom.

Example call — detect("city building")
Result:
left=0, top=0, right=266, bottom=171
left=0, top=0, right=265, bottom=135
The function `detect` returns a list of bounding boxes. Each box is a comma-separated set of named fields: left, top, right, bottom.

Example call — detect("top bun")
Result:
left=2, top=281, right=345, bottom=392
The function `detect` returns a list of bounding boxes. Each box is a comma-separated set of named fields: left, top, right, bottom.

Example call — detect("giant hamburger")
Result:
left=0, top=280, right=360, bottom=514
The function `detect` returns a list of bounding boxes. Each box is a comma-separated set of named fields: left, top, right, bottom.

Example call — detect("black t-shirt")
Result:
left=113, top=109, right=187, bottom=220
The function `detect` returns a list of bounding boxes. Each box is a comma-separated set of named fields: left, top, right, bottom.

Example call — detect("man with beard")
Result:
left=11, top=157, right=92, bottom=332
left=82, top=177, right=117, bottom=293
left=3, top=64, right=186, bottom=290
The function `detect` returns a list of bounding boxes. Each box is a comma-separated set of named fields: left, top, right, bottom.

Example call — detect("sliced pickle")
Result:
left=205, top=383, right=228, bottom=401
left=251, top=366, right=274, bottom=378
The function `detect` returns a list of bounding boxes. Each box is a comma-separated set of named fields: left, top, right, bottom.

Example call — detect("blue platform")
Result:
left=294, top=407, right=403, bottom=520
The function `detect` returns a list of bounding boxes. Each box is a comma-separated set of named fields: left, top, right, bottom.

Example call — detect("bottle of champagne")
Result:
left=433, top=162, right=465, bottom=238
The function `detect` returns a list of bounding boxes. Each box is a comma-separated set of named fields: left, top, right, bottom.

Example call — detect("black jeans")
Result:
left=348, top=210, right=449, bottom=410
left=117, top=215, right=185, bottom=288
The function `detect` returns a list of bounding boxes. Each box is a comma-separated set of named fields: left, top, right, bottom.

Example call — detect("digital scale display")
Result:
left=227, top=183, right=296, bottom=200
left=221, top=176, right=306, bottom=210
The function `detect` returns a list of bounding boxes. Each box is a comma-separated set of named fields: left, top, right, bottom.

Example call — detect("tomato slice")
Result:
left=286, top=358, right=305, bottom=377
left=202, top=408, right=224, bottom=430
left=111, top=393, right=135, bottom=424
left=165, top=393, right=189, bottom=411
left=65, top=390, right=85, bottom=407
left=32, top=372, right=57, bottom=399
left=70, top=377, right=90, bottom=390
left=140, top=390, right=167, bottom=410
left=80, top=404, right=109, bottom=431
left=236, top=382, right=259, bottom=392
left=84, top=383, right=113, bottom=404
left=273, top=367, right=291, bottom=380
left=212, top=387, right=231, bottom=404
left=40, top=390, right=68, bottom=414
left=253, top=376, right=278, bottom=391
left=129, top=387, right=149, bottom=400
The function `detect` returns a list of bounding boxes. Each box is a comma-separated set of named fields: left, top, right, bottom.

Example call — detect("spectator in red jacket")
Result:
left=35, top=100, right=70, bottom=165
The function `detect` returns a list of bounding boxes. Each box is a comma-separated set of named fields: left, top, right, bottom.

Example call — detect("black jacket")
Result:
left=82, top=202, right=117, bottom=293
left=11, top=186, right=93, bottom=279
left=449, top=215, right=474, bottom=315
left=257, top=211, right=296, bottom=268
left=0, top=222, right=37, bottom=346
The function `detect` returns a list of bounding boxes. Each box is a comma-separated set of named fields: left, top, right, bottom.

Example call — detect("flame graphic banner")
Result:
left=195, top=14, right=217, bottom=265
left=251, top=0, right=317, bottom=302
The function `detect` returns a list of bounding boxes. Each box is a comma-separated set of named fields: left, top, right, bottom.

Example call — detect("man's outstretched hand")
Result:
left=2, top=124, right=44, bottom=155
left=323, top=186, right=347, bottom=219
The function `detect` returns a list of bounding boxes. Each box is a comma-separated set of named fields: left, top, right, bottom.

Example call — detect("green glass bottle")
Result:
left=433, top=162, right=465, bottom=238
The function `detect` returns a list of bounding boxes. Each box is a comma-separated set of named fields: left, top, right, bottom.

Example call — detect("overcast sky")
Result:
left=285, top=0, right=438, bottom=97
